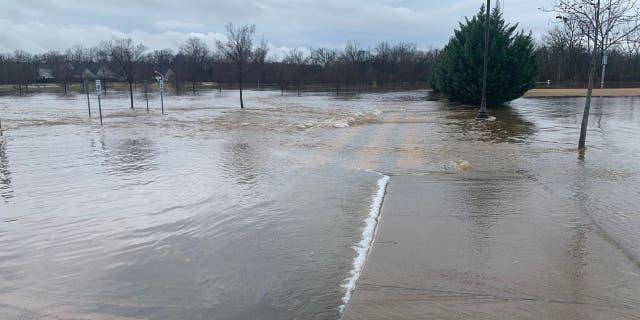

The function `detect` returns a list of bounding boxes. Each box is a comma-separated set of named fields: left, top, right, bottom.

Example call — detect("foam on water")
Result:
left=338, top=173, right=390, bottom=314
left=295, top=110, right=382, bottom=130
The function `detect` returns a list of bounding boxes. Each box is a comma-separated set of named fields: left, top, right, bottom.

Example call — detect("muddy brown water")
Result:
left=0, top=90, right=638, bottom=319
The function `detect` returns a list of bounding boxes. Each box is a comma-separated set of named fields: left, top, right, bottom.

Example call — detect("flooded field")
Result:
left=0, top=90, right=638, bottom=319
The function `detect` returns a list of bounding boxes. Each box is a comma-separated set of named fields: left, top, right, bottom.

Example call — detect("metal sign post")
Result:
left=96, top=80, right=103, bottom=125
left=159, top=79, right=165, bottom=115
left=84, top=79, right=91, bottom=118
left=144, top=80, right=149, bottom=113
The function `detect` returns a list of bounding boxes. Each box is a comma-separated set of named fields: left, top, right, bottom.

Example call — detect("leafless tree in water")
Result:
left=216, top=24, right=267, bottom=108
left=100, top=38, right=146, bottom=109
left=551, top=0, right=640, bottom=152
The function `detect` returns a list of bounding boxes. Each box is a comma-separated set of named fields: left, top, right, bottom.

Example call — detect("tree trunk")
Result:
left=64, top=82, right=68, bottom=96
left=599, top=51, right=607, bottom=89
left=336, top=80, right=339, bottom=96
left=578, top=49, right=598, bottom=151
left=239, top=72, right=244, bottom=109
left=129, top=81, right=134, bottom=109
left=297, top=80, right=300, bottom=96
left=218, top=83, right=222, bottom=93
left=280, top=83, right=284, bottom=96
left=18, top=84, right=22, bottom=96
left=578, top=2, right=600, bottom=152
left=192, top=82, right=196, bottom=95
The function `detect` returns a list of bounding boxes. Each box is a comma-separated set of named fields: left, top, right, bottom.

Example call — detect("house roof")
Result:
left=37, top=67, right=53, bottom=79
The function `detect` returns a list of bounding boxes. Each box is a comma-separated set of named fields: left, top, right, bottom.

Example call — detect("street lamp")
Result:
left=477, top=0, right=491, bottom=119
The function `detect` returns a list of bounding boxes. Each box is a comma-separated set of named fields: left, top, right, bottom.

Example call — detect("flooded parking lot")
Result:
left=0, top=90, right=638, bottom=319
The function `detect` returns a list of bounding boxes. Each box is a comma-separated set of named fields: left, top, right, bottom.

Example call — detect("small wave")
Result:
left=103, top=111, right=145, bottom=118
left=3, top=119, right=85, bottom=129
left=339, top=173, right=389, bottom=314
left=297, top=110, right=382, bottom=130
left=442, top=159, right=472, bottom=172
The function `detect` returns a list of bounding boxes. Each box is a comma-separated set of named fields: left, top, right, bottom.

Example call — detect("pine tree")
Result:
left=430, top=5, right=538, bottom=106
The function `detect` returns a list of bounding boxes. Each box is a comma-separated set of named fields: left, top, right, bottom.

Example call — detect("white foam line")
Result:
left=338, top=173, right=390, bottom=315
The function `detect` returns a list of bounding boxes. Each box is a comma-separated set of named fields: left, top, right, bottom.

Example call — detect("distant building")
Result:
left=95, top=65, right=118, bottom=80
left=36, top=67, right=53, bottom=81
left=81, top=68, right=96, bottom=80
left=164, top=68, right=175, bottom=80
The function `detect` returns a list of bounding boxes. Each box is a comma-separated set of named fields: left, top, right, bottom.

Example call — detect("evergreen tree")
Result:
left=430, top=5, right=538, bottom=106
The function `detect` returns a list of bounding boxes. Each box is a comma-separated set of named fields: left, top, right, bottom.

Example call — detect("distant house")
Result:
left=36, top=67, right=54, bottom=81
left=81, top=68, right=96, bottom=80
left=164, top=68, right=175, bottom=80
left=95, top=65, right=118, bottom=80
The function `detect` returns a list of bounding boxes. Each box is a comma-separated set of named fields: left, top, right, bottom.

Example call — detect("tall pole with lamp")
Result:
left=477, top=0, right=491, bottom=119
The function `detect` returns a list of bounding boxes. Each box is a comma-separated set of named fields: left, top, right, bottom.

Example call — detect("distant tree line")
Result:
left=2, top=21, right=639, bottom=101
left=0, top=35, right=437, bottom=99
left=536, top=19, right=640, bottom=87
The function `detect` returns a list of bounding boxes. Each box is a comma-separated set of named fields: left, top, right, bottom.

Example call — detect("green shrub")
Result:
left=430, top=5, right=538, bottom=106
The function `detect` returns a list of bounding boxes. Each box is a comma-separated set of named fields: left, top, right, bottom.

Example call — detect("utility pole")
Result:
left=600, top=53, right=608, bottom=89
left=144, top=80, right=149, bottom=112
left=477, top=0, right=491, bottom=119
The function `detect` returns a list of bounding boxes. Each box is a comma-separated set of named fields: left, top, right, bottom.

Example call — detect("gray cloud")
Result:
left=0, top=0, right=555, bottom=54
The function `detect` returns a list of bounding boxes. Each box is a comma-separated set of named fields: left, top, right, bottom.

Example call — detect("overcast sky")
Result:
left=0, top=0, right=557, bottom=58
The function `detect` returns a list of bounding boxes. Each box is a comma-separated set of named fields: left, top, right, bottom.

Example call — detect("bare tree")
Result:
left=10, top=50, right=36, bottom=96
left=374, top=42, right=393, bottom=86
left=179, top=37, right=210, bottom=95
left=0, top=54, right=7, bottom=86
left=43, top=51, right=74, bottom=95
left=543, top=21, right=586, bottom=86
left=552, top=0, right=640, bottom=152
left=100, top=38, right=146, bottom=109
left=252, top=39, right=268, bottom=88
left=216, top=24, right=267, bottom=108
left=146, top=48, right=175, bottom=89
left=284, top=48, right=305, bottom=96
left=342, top=41, right=368, bottom=90
left=148, top=49, right=174, bottom=71
left=309, top=47, right=339, bottom=94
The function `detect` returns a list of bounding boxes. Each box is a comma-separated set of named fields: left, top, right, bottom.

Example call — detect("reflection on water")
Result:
left=102, top=137, right=157, bottom=176
left=0, top=138, right=12, bottom=201
left=222, top=141, right=258, bottom=186
left=444, top=106, right=536, bottom=143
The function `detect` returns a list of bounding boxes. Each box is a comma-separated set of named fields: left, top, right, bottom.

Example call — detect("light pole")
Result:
left=477, top=0, right=491, bottom=119
left=600, top=52, right=607, bottom=89
left=154, top=71, right=165, bottom=115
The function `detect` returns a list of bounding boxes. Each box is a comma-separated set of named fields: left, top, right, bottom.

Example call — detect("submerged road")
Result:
left=342, top=173, right=640, bottom=319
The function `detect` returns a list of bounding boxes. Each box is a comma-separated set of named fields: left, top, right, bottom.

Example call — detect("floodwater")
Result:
left=0, top=90, right=638, bottom=319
